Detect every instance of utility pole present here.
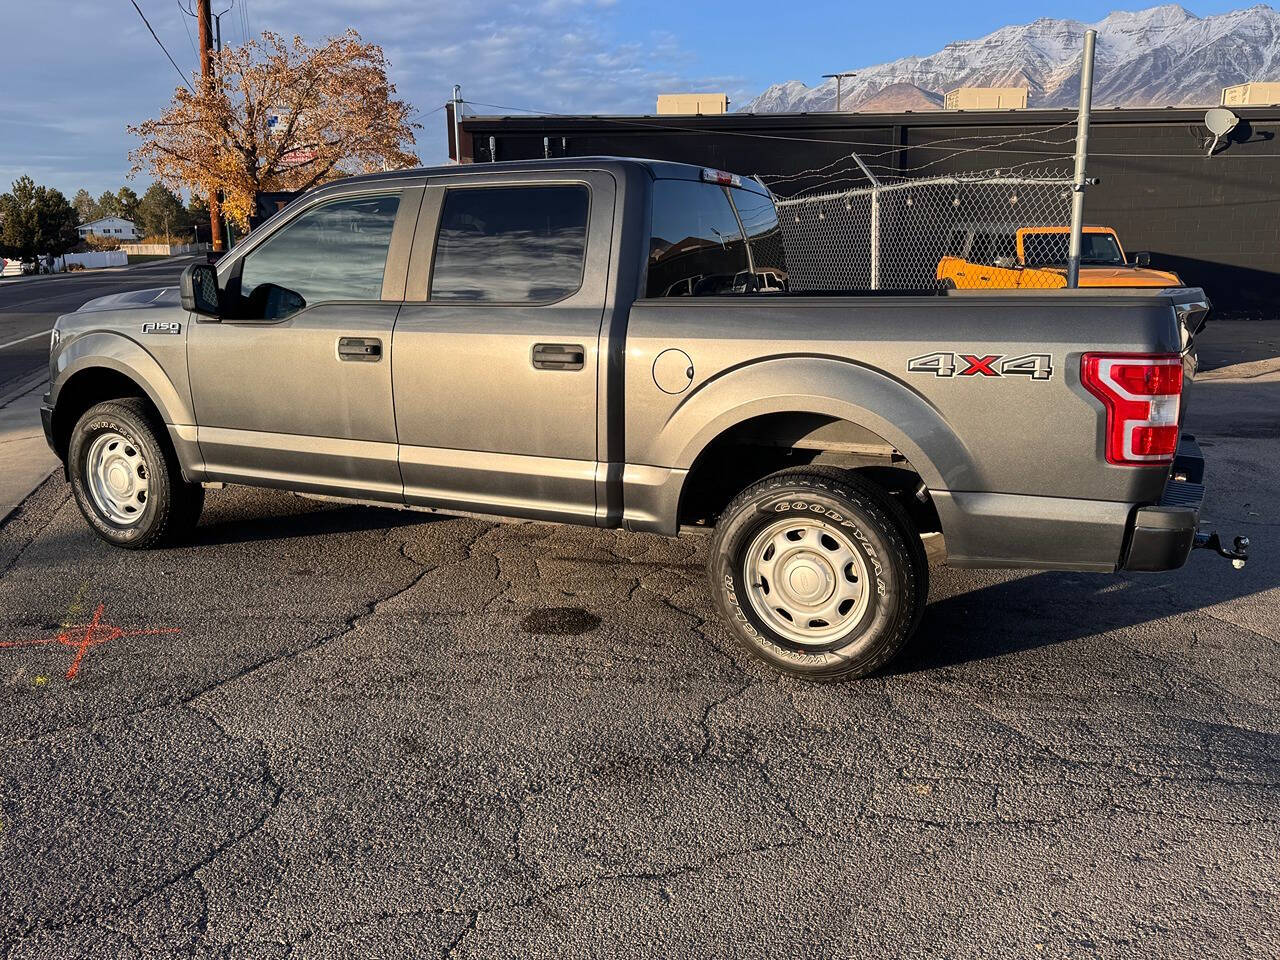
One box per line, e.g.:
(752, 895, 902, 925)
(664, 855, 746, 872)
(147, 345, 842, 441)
(1066, 29, 1097, 288)
(213, 9, 233, 249)
(822, 72, 857, 112)
(197, 0, 225, 253)
(451, 85, 463, 163)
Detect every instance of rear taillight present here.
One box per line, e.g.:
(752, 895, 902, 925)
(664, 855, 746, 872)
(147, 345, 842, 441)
(1081, 353, 1183, 465)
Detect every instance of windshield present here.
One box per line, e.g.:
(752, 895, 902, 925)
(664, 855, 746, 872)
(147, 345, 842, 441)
(1022, 231, 1125, 267)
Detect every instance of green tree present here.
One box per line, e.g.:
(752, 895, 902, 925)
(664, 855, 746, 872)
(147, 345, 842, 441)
(187, 194, 209, 222)
(136, 183, 189, 239)
(95, 190, 120, 219)
(72, 188, 98, 223)
(186, 194, 210, 243)
(115, 186, 140, 223)
(0, 176, 81, 264)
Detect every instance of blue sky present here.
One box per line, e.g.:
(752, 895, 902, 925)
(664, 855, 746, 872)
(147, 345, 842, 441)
(0, 0, 1255, 198)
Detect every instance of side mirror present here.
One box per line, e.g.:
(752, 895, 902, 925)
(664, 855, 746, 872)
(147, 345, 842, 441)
(180, 263, 220, 316)
(1132, 251, 1152, 267)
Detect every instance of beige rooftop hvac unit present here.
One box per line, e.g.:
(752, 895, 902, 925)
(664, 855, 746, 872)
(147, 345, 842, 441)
(1221, 82, 1280, 105)
(944, 87, 1029, 110)
(656, 93, 729, 115)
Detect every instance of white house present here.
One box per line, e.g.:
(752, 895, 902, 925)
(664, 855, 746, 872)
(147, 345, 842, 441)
(77, 216, 139, 240)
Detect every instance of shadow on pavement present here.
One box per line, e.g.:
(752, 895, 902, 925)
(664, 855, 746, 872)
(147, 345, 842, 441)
(187, 497, 430, 547)
(894, 551, 1276, 674)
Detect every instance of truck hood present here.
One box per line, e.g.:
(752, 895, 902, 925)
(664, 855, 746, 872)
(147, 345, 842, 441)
(1040, 266, 1183, 287)
(75, 286, 180, 313)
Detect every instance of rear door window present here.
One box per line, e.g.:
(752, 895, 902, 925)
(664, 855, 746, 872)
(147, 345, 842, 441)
(646, 180, 750, 297)
(429, 185, 589, 303)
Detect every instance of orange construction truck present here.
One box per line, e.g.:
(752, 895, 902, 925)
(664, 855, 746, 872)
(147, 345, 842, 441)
(937, 225, 1181, 289)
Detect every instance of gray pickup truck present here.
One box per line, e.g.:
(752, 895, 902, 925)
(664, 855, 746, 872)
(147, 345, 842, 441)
(41, 157, 1246, 679)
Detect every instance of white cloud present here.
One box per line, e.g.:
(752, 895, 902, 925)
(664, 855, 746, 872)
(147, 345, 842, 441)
(0, 0, 746, 195)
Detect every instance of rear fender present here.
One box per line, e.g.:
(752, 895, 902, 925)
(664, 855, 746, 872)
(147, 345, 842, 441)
(661, 356, 979, 493)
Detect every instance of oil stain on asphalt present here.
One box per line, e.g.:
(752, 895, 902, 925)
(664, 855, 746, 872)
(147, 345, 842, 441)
(520, 607, 602, 636)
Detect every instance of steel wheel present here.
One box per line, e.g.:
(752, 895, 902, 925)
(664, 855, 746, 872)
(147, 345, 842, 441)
(743, 516, 871, 646)
(85, 431, 150, 526)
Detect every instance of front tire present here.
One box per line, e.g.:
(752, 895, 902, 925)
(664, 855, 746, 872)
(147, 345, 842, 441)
(68, 398, 203, 549)
(708, 467, 927, 680)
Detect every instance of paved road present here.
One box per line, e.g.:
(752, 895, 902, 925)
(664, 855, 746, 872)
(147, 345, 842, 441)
(0, 260, 193, 391)
(0, 372, 1275, 956)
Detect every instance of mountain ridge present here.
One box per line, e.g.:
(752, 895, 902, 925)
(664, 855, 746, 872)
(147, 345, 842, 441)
(742, 4, 1280, 112)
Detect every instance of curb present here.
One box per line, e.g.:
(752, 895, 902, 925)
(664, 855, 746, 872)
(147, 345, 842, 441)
(0, 370, 49, 409)
(0, 378, 59, 526)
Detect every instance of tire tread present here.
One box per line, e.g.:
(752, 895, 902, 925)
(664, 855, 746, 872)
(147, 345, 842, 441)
(709, 466, 928, 680)
(68, 397, 202, 549)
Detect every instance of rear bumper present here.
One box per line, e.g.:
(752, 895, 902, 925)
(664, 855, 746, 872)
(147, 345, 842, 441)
(935, 435, 1209, 573)
(1121, 436, 1205, 572)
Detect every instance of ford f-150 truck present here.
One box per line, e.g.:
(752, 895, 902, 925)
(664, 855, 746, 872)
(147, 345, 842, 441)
(41, 158, 1247, 680)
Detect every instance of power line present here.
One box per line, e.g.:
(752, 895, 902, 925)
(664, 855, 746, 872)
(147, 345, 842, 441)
(176, 0, 198, 58)
(128, 0, 193, 92)
(407, 102, 449, 124)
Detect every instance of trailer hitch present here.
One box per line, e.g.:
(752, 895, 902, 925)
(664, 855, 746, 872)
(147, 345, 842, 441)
(1194, 531, 1250, 569)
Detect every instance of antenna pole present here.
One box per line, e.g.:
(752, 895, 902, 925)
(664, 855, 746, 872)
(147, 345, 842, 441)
(822, 72, 857, 113)
(1067, 29, 1096, 289)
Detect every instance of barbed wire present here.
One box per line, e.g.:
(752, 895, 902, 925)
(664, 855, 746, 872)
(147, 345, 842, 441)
(775, 155, 1078, 201)
(754, 120, 1079, 181)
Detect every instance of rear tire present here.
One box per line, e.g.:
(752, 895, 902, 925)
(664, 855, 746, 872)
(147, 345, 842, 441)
(708, 467, 927, 680)
(68, 398, 203, 549)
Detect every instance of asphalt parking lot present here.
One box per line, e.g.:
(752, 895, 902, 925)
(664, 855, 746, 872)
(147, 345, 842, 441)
(1, 357, 1277, 958)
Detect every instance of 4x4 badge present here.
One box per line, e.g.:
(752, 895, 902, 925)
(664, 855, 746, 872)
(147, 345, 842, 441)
(907, 351, 1053, 380)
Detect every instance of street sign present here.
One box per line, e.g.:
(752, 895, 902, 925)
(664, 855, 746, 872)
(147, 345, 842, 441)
(265, 108, 289, 137)
(279, 148, 317, 167)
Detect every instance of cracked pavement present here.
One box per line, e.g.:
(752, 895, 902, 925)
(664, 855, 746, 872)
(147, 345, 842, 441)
(0, 377, 1277, 959)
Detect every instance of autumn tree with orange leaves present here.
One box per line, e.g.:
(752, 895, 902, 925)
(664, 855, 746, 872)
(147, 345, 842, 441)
(129, 30, 419, 233)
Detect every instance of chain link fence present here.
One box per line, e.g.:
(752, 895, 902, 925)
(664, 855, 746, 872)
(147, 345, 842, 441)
(770, 169, 1075, 292)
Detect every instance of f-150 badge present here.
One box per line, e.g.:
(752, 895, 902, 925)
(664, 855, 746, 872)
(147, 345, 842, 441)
(142, 321, 182, 335)
(907, 352, 1053, 380)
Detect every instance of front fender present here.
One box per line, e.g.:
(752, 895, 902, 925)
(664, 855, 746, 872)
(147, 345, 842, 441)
(659, 355, 979, 493)
(52, 330, 194, 426)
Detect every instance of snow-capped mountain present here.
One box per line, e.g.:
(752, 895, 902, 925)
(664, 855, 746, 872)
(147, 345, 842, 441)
(741, 4, 1280, 112)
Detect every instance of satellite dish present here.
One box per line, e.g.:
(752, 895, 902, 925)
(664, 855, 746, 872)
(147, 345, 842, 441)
(1205, 107, 1240, 155)
(1205, 107, 1239, 136)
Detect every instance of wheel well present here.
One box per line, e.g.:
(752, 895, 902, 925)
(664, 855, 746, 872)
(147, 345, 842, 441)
(677, 413, 941, 533)
(51, 368, 153, 460)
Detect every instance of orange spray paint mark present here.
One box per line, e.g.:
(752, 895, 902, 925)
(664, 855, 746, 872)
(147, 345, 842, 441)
(0, 603, 181, 680)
